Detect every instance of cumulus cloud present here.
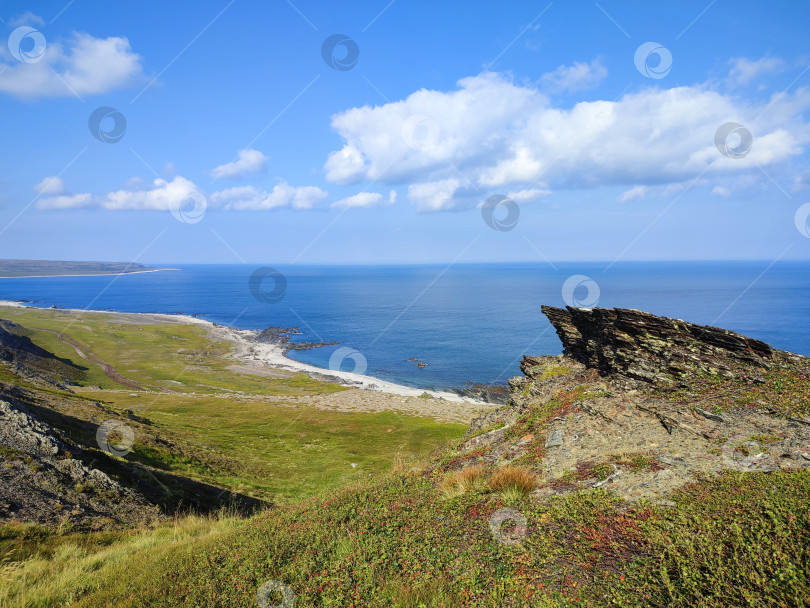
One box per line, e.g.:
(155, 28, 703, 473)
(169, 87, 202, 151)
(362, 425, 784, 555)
(322, 71, 810, 211)
(332, 190, 397, 209)
(727, 56, 785, 88)
(9, 12, 45, 27)
(506, 187, 552, 203)
(35, 175, 328, 213)
(210, 149, 268, 179)
(102, 176, 201, 211)
(37, 193, 93, 210)
(35, 176, 95, 209)
(0, 32, 144, 98)
(711, 186, 731, 197)
(617, 185, 649, 203)
(539, 59, 608, 93)
(210, 182, 327, 210)
(33, 176, 65, 195)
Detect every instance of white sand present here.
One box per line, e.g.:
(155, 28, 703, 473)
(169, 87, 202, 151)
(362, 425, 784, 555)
(0, 301, 483, 403)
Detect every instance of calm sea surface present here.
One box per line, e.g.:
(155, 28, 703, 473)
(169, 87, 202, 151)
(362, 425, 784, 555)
(1, 262, 808, 390)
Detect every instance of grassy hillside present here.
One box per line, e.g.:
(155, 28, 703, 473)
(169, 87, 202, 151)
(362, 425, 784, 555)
(3, 462, 807, 607)
(0, 306, 465, 503)
(1, 305, 808, 607)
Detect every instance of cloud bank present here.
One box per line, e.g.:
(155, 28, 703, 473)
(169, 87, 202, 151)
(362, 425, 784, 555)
(324, 70, 810, 211)
(0, 30, 144, 98)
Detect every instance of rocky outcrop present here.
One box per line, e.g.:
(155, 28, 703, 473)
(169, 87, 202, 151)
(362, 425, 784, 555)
(0, 398, 160, 527)
(541, 305, 804, 386)
(455, 308, 810, 504)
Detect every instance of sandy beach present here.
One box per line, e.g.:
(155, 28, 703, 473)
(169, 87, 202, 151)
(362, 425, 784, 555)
(0, 300, 493, 406)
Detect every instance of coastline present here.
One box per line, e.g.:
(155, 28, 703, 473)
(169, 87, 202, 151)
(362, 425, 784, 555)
(0, 268, 180, 279)
(0, 300, 484, 403)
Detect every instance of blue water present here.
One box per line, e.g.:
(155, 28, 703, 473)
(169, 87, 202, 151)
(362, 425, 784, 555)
(1, 262, 808, 390)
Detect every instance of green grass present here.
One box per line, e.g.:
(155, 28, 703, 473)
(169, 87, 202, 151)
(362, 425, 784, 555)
(3, 306, 809, 607)
(0, 306, 343, 396)
(4, 468, 797, 608)
(0, 306, 465, 504)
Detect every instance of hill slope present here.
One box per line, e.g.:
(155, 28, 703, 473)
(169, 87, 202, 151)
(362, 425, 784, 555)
(2, 306, 809, 607)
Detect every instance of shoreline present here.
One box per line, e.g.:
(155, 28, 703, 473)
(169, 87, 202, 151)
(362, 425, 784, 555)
(0, 300, 485, 403)
(0, 268, 180, 279)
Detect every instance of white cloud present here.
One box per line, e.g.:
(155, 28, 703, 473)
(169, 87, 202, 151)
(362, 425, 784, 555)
(727, 56, 785, 88)
(539, 59, 607, 93)
(9, 12, 45, 27)
(210, 149, 268, 179)
(33, 176, 65, 195)
(617, 185, 649, 203)
(506, 187, 552, 203)
(210, 182, 327, 210)
(125, 176, 145, 189)
(407, 179, 463, 212)
(0, 32, 144, 98)
(37, 193, 93, 210)
(323, 71, 810, 211)
(332, 190, 396, 209)
(711, 186, 731, 197)
(102, 176, 201, 211)
(35, 176, 328, 213)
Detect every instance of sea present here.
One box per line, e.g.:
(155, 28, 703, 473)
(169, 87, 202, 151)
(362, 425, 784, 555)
(1, 261, 808, 391)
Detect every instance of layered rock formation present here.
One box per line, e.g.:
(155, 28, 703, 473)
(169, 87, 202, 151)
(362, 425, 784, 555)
(541, 305, 804, 386)
(457, 306, 810, 503)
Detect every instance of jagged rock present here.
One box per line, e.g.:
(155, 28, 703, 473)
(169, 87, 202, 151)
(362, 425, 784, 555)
(0, 399, 68, 457)
(456, 307, 810, 504)
(541, 305, 805, 386)
(545, 428, 564, 448)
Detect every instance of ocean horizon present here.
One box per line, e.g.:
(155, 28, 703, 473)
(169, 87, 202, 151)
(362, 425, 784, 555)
(2, 260, 808, 391)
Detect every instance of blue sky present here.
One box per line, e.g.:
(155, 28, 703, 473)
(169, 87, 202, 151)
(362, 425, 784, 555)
(1, 0, 809, 264)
